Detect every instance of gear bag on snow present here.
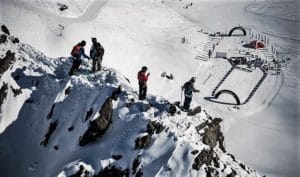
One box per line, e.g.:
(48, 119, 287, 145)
(71, 45, 81, 57)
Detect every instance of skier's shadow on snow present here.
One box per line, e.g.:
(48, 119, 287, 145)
(204, 96, 238, 106)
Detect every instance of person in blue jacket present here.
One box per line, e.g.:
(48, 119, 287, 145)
(181, 77, 200, 111)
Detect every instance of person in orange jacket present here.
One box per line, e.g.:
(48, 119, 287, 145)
(137, 66, 150, 100)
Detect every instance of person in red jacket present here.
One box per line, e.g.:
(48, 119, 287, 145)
(137, 66, 150, 100)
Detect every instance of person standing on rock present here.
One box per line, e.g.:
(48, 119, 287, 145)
(137, 66, 150, 100)
(181, 77, 200, 111)
(90, 37, 104, 72)
(69, 40, 90, 76)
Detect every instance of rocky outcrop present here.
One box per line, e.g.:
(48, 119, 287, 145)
(0, 50, 15, 75)
(192, 148, 214, 170)
(40, 120, 58, 147)
(135, 133, 151, 150)
(1, 25, 10, 35)
(132, 155, 141, 175)
(146, 120, 164, 135)
(0, 34, 7, 44)
(10, 86, 22, 97)
(95, 166, 129, 177)
(134, 120, 165, 150)
(79, 98, 113, 146)
(0, 83, 8, 110)
(69, 165, 91, 177)
(95, 98, 113, 130)
(196, 117, 225, 152)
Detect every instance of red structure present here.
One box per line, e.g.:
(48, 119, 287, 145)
(251, 40, 265, 49)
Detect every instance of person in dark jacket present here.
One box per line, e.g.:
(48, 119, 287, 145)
(69, 40, 90, 76)
(182, 77, 200, 111)
(90, 37, 104, 72)
(137, 66, 150, 100)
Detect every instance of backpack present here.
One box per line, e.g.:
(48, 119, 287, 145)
(71, 45, 81, 57)
(95, 43, 104, 57)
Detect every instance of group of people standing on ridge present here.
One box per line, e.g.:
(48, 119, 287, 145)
(68, 39, 200, 111)
(69, 37, 104, 76)
(137, 66, 200, 111)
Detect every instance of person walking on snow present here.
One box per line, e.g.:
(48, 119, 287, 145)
(69, 40, 90, 76)
(181, 77, 200, 111)
(137, 66, 150, 100)
(90, 37, 104, 72)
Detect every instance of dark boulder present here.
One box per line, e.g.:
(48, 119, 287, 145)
(0, 50, 15, 75)
(79, 98, 113, 146)
(95, 166, 129, 177)
(95, 98, 113, 130)
(146, 121, 164, 135)
(1, 25, 10, 35)
(0, 34, 7, 44)
(192, 148, 214, 170)
(132, 155, 141, 175)
(187, 106, 201, 116)
(202, 118, 225, 151)
(40, 120, 58, 147)
(0, 83, 8, 109)
(135, 134, 151, 150)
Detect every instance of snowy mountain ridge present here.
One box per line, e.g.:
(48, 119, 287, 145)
(0, 27, 262, 177)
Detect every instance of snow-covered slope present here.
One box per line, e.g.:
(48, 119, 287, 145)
(0, 31, 261, 177)
(0, 0, 299, 177)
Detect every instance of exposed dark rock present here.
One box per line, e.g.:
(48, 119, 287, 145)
(135, 169, 143, 177)
(132, 155, 141, 175)
(112, 155, 122, 161)
(135, 134, 151, 150)
(213, 155, 220, 168)
(239, 163, 246, 170)
(85, 108, 93, 122)
(69, 165, 89, 177)
(79, 98, 113, 146)
(10, 86, 22, 97)
(54, 145, 59, 150)
(0, 50, 15, 75)
(58, 4, 68, 11)
(111, 85, 122, 100)
(228, 153, 236, 162)
(95, 98, 113, 130)
(65, 86, 71, 95)
(1, 25, 10, 35)
(95, 166, 129, 177)
(68, 126, 74, 132)
(226, 169, 237, 177)
(40, 120, 58, 147)
(146, 121, 164, 135)
(201, 118, 225, 152)
(12, 37, 19, 44)
(0, 83, 8, 109)
(191, 150, 199, 155)
(192, 148, 214, 170)
(205, 167, 217, 177)
(47, 104, 56, 119)
(187, 106, 201, 116)
(0, 34, 7, 44)
(195, 120, 209, 132)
